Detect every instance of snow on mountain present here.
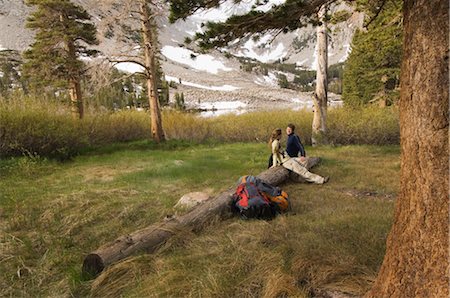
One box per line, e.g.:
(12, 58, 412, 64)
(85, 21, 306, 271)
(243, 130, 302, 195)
(0, 0, 358, 110)
(165, 75, 240, 92)
(114, 62, 145, 74)
(233, 33, 287, 63)
(0, 0, 361, 70)
(161, 46, 232, 74)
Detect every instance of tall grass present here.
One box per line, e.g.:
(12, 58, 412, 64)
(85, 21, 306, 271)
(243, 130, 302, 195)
(1, 97, 399, 159)
(0, 98, 150, 159)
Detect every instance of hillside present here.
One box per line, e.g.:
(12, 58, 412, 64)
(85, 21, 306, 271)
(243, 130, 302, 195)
(0, 0, 362, 111)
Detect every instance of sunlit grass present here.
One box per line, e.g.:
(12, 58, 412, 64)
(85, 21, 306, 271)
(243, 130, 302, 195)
(0, 142, 398, 297)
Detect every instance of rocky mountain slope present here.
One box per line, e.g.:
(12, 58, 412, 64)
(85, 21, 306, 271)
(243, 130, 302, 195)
(0, 0, 363, 112)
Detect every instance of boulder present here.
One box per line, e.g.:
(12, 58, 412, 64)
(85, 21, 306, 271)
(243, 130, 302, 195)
(174, 192, 210, 209)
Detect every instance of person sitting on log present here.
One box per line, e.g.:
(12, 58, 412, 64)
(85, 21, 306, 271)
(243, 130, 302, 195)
(285, 123, 306, 158)
(269, 128, 329, 184)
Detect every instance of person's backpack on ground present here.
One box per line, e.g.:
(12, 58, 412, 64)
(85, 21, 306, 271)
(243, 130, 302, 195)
(231, 175, 290, 219)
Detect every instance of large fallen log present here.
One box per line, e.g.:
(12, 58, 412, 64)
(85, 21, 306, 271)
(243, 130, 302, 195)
(82, 157, 321, 278)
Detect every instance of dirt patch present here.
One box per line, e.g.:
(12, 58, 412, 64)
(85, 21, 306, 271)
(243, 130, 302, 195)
(342, 189, 396, 200)
(82, 166, 139, 182)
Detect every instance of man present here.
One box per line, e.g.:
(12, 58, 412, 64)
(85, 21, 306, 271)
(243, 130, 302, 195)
(285, 124, 305, 158)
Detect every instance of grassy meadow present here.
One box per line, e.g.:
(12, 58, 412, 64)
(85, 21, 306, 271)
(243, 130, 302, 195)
(0, 141, 400, 297)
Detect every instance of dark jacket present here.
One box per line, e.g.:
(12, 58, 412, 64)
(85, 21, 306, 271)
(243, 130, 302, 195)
(286, 133, 306, 157)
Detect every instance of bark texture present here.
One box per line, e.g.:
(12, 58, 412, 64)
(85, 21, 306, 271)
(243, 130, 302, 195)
(140, 1, 165, 143)
(311, 4, 328, 146)
(65, 26, 83, 119)
(69, 78, 83, 119)
(366, 0, 449, 297)
(82, 157, 320, 278)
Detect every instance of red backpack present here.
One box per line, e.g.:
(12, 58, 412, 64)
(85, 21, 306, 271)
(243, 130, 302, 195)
(231, 176, 290, 219)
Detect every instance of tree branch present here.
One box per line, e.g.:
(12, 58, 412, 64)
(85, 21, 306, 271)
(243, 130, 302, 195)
(363, 0, 387, 29)
(107, 58, 148, 73)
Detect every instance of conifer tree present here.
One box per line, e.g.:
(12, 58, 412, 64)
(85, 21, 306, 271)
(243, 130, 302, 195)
(343, 0, 402, 106)
(140, 0, 165, 142)
(0, 50, 25, 97)
(23, 0, 99, 119)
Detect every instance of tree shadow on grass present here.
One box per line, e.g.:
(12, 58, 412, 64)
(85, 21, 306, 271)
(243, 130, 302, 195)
(79, 139, 199, 156)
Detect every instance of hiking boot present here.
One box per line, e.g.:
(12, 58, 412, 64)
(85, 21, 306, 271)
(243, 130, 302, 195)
(323, 176, 330, 184)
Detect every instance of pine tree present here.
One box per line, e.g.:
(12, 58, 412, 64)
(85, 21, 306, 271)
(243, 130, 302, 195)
(23, 0, 99, 119)
(342, 0, 402, 107)
(0, 50, 25, 97)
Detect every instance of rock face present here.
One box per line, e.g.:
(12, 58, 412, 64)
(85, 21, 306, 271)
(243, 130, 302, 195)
(174, 192, 210, 210)
(0, 1, 361, 68)
(0, 0, 355, 109)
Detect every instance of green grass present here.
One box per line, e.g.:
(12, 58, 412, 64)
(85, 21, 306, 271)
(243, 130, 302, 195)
(0, 142, 399, 297)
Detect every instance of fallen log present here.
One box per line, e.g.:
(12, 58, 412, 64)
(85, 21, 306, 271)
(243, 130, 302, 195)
(82, 157, 321, 278)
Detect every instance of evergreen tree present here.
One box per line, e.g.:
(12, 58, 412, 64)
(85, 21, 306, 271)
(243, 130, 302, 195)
(342, 0, 402, 106)
(0, 50, 25, 97)
(23, 0, 99, 118)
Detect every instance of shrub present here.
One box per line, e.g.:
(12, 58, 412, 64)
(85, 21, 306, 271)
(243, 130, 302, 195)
(0, 98, 150, 159)
(326, 106, 399, 145)
(174, 92, 186, 110)
(277, 74, 289, 89)
(0, 97, 399, 159)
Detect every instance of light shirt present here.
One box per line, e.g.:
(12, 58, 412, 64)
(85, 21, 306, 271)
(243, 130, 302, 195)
(271, 139, 290, 166)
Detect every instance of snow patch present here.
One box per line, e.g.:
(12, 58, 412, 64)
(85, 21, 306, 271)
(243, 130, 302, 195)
(165, 75, 239, 91)
(198, 100, 248, 117)
(236, 35, 287, 63)
(254, 72, 279, 87)
(162, 46, 232, 74)
(192, 0, 286, 22)
(339, 44, 351, 62)
(114, 62, 145, 73)
(199, 100, 246, 110)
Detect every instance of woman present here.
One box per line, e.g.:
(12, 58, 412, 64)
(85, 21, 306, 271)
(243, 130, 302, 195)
(269, 128, 329, 184)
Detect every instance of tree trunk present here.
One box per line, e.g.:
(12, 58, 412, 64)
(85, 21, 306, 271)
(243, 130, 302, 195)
(311, 5, 328, 146)
(69, 78, 83, 119)
(64, 15, 84, 120)
(366, 1, 449, 297)
(140, 1, 165, 143)
(82, 157, 321, 278)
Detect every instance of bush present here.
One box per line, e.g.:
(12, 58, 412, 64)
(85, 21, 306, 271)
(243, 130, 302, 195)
(277, 74, 289, 89)
(0, 97, 399, 159)
(326, 106, 399, 145)
(0, 98, 150, 159)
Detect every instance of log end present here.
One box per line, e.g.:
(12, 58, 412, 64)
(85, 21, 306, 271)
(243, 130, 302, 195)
(82, 253, 104, 279)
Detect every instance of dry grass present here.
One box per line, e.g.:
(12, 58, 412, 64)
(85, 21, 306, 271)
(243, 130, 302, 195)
(1, 97, 399, 159)
(0, 143, 397, 297)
